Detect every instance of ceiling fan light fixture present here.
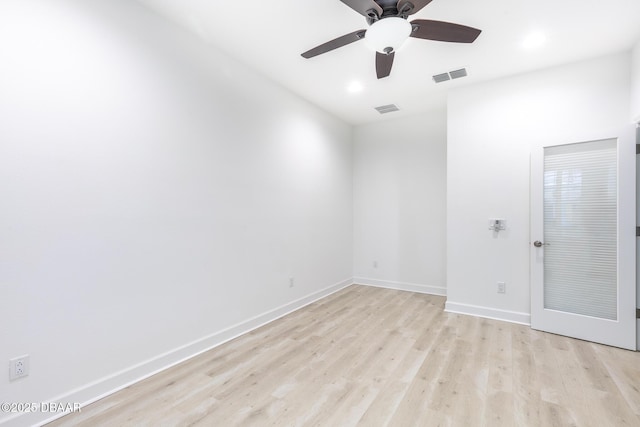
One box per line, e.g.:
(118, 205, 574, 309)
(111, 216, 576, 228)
(364, 17, 412, 54)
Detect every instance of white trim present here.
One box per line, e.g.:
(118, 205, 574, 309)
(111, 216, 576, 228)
(353, 277, 446, 296)
(445, 301, 531, 326)
(2, 278, 353, 427)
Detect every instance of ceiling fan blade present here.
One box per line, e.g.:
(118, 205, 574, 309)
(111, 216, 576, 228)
(340, 0, 383, 19)
(397, 0, 433, 15)
(376, 51, 395, 79)
(410, 19, 481, 43)
(301, 30, 366, 59)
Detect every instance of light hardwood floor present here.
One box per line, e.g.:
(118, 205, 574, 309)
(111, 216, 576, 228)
(48, 285, 640, 426)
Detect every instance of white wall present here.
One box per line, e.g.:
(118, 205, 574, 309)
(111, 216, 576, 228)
(447, 52, 632, 324)
(353, 111, 447, 295)
(0, 0, 352, 425)
(632, 40, 640, 122)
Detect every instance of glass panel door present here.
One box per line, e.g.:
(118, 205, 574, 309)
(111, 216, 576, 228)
(543, 140, 617, 320)
(530, 129, 636, 350)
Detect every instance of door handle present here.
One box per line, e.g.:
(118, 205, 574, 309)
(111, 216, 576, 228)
(533, 241, 547, 247)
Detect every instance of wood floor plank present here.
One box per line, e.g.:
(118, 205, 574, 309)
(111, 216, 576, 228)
(511, 325, 545, 426)
(46, 285, 640, 427)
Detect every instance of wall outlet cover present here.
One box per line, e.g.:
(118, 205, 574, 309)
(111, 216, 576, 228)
(9, 355, 29, 381)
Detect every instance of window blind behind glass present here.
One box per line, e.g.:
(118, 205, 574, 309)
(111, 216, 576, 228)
(543, 139, 617, 321)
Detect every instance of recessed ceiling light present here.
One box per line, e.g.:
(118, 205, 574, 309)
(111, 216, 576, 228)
(522, 32, 546, 49)
(347, 81, 364, 93)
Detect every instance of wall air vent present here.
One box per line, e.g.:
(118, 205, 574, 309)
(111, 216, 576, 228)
(374, 104, 400, 114)
(433, 67, 469, 83)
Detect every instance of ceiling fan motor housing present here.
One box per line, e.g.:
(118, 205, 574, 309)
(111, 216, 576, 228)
(367, 0, 413, 24)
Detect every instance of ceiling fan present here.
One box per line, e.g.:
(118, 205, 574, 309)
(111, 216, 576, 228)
(301, 0, 482, 79)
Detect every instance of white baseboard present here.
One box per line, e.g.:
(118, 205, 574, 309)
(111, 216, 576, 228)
(445, 301, 531, 326)
(353, 277, 446, 297)
(3, 278, 353, 427)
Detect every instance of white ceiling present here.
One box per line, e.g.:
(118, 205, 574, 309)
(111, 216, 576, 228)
(137, 0, 640, 125)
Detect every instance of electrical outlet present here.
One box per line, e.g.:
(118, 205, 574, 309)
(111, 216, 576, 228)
(9, 355, 29, 381)
(497, 282, 506, 294)
(289, 277, 294, 288)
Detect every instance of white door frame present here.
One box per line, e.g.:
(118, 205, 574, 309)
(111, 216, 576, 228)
(530, 127, 636, 350)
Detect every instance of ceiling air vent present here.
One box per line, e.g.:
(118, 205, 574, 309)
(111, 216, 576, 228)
(433, 67, 468, 83)
(374, 104, 400, 114)
(449, 68, 468, 79)
(432, 73, 450, 83)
